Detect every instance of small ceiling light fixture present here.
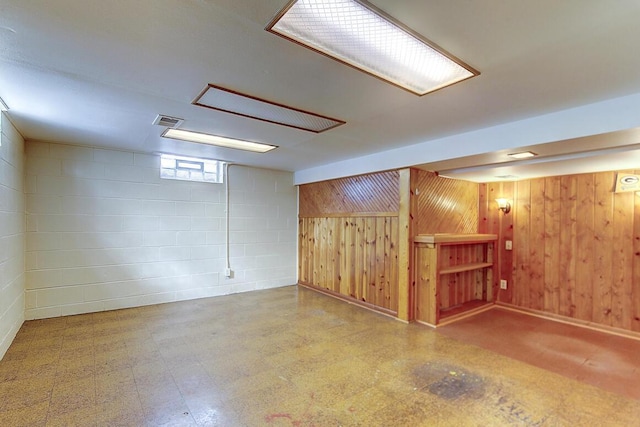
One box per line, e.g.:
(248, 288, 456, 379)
(266, 0, 479, 96)
(162, 128, 277, 153)
(508, 151, 537, 159)
(496, 198, 511, 214)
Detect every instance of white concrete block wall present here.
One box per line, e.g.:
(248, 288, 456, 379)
(25, 142, 297, 319)
(0, 113, 25, 360)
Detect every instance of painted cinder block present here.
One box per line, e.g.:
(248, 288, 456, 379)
(23, 142, 297, 320)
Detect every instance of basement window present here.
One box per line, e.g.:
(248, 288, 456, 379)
(160, 154, 224, 184)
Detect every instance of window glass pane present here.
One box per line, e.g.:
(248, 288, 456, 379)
(161, 157, 176, 169)
(177, 160, 203, 171)
(204, 162, 217, 173)
(160, 154, 224, 184)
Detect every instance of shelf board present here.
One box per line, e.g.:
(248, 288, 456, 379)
(414, 233, 497, 244)
(439, 262, 493, 275)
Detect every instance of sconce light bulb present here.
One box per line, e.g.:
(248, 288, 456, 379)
(496, 198, 511, 214)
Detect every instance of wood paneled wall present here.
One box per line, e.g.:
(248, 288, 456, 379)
(298, 216, 399, 313)
(298, 168, 480, 318)
(480, 170, 640, 332)
(299, 170, 399, 217)
(415, 170, 479, 234)
(299, 171, 401, 314)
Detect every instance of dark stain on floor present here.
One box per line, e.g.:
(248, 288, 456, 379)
(413, 361, 485, 400)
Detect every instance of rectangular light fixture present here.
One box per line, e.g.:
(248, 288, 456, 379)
(193, 84, 345, 133)
(508, 151, 538, 159)
(266, 0, 479, 96)
(162, 128, 277, 153)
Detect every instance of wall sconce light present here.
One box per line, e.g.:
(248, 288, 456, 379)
(496, 198, 511, 214)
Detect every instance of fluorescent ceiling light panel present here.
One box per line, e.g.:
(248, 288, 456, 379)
(267, 0, 479, 95)
(508, 151, 538, 159)
(193, 84, 345, 133)
(162, 128, 277, 153)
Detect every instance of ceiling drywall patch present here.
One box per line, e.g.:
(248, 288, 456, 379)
(192, 84, 345, 133)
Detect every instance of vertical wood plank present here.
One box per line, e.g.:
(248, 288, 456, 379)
(361, 218, 369, 303)
(320, 218, 329, 289)
(347, 219, 356, 299)
(543, 177, 561, 314)
(415, 244, 439, 325)
(327, 218, 336, 292)
(298, 218, 305, 283)
(389, 217, 399, 312)
(514, 180, 531, 308)
(397, 168, 413, 321)
(475, 244, 484, 300)
(529, 178, 545, 311)
(375, 217, 386, 308)
(612, 190, 633, 329)
(575, 174, 595, 322)
(366, 217, 377, 305)
(441, 246, 451, 308)
(383, 217, 392, 309)
(340, 219, 349, 296)
(500, 181, 515, 303)
(486, 242, 494, 301)
(309, 218, 315, 285)
(593, 172, 614, 325)
(633, 182, 640, 332)
(478, 183, 489, 234)
(559, 176, 577, 317)
(355, 218, 365, 301)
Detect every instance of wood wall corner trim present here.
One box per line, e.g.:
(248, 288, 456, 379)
(397, 168, 413, 321)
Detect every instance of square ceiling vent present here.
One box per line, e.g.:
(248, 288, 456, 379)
(192, 84, 345, 133)
(152, 114, 184, 128)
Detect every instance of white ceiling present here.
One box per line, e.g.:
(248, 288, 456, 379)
(2, 0, 640, 184)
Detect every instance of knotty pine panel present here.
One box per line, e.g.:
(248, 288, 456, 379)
(439, 244, 486, 309)
(299, 171, 399, 217)
(480, 170, 640, 333)
(543, 177, 561, 316)
(414, 170, 479, 234)
(479, 181, 514, 303)
(298, 216, 399, 313)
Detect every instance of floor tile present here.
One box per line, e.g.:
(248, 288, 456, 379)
(0, 286, 639, 426)
(0, 401, 48, 427)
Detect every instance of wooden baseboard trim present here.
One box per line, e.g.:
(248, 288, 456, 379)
(437, 302, 495, 327)
(495, 302, 640, 342)
(415, 320, 436, 328)
(414, 303, 496, 328)
(297, 282, 399, 321)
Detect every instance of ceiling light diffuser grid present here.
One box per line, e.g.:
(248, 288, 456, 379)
(193, 84, 345, 133)
(267, 0, 479, 95)
(162, 128, 277, 153)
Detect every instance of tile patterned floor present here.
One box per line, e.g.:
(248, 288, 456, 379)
(0, 285, 638, 426)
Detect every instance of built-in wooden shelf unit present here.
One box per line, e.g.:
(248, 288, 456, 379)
(414, 233, 497, 326)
